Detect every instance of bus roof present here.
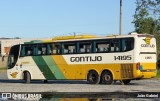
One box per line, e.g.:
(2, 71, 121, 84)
(51, 33, 154, 42)
(25, 33, 155, 44)
(52, 34, 98, 40)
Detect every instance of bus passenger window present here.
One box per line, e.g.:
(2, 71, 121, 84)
(122, 38, 134, 52)
(122, 39, 127, 51)
(115, 43, 120, 51)
(37, 44, 47, 55)
(79, 42, 91, 53)
(49, 44, 56, 54)
(42, 47, 46, 55)
(111, 39, 120, 52)
(46, 44, 51, 55)
(110, 43, 115, 52)
(20, 46, 25, 57)
(25, 46, 33, 56)
(63, 43, 76, 54)
(48, 43, 61, 55)
(37, 45, 42, 55)
(96, 41, 110, 53)
(55, 44, 61, 54)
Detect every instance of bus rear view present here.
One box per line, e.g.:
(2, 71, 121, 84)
(137, 34, 157, 78)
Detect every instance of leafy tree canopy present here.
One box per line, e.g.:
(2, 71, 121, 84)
(133, 0, 160, 34)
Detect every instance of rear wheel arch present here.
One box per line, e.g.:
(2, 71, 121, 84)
(101, 69, 115, 80)
(100, 69, 114, 84)
(86, 69, 100, 79)
(87, 69, 100, 84)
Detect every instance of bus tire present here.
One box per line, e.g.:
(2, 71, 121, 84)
(101, 71, 113, 85)
(87, 70, 100, 84)
(24, 72, 31, 84)
(120, 80, 131, 85)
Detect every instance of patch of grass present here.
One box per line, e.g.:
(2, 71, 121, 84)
(0, 67, 7, 70)
(156, 70, 160, 78)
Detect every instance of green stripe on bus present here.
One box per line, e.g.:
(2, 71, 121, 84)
(32, 56, 56, 79)
(42, 56, 66, 79)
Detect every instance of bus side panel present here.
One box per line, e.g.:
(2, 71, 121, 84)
(42, 55, 66, 79)
(52, 55, 80, 80)
(7, 56, 46, 80)
(59, 52, 137, 80)
(52, 54, 121, 80)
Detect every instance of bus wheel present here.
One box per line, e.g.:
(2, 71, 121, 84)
(24, 72, 31, 84)
(87, 70, 100, 84)
(101, 71, 113, 85)
(120, 80, 131, 85)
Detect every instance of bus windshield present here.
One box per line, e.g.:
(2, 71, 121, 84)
(8, 45, 20, 69)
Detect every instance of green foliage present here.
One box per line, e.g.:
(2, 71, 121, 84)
(156, 70, 160, 78)
(0, 67, 7, 70)
(133, 0, 160, 34)
(134, 17, 156, 34)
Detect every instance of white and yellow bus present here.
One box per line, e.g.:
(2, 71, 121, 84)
(7, 33, 157, 84)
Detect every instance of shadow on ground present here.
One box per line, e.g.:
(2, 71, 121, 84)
(0, 79, 142, 85)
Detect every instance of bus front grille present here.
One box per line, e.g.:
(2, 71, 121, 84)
(120, 64, 133, 79)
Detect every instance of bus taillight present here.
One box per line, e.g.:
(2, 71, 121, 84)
(136, 62, 140, 70)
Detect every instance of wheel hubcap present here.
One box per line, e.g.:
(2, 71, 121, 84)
(89, 74, 96, 81)
(104, 74, 110, 81)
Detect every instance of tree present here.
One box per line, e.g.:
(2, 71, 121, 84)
(133, 0, 160, 56)
(133, 0, 160, 34)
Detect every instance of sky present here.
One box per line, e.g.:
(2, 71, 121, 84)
(0, 0, 136, 38)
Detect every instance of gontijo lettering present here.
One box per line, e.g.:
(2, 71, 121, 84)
(70, 56, 102, 62)
(141, 44, 155, 48)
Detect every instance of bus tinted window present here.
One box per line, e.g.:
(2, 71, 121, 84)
(79, 42, 92, 53)
(25, 45, 33, 56)
(96, 40, 110, 53)
(37, 44, 47, 55)
(20, 37, 134, 56)
(48, 43, 61, 55)
(121, 38, 134, 52)
(63, 43, 76, 54)
(20, 45, 34, 56)
(111, 39, 121, 52)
